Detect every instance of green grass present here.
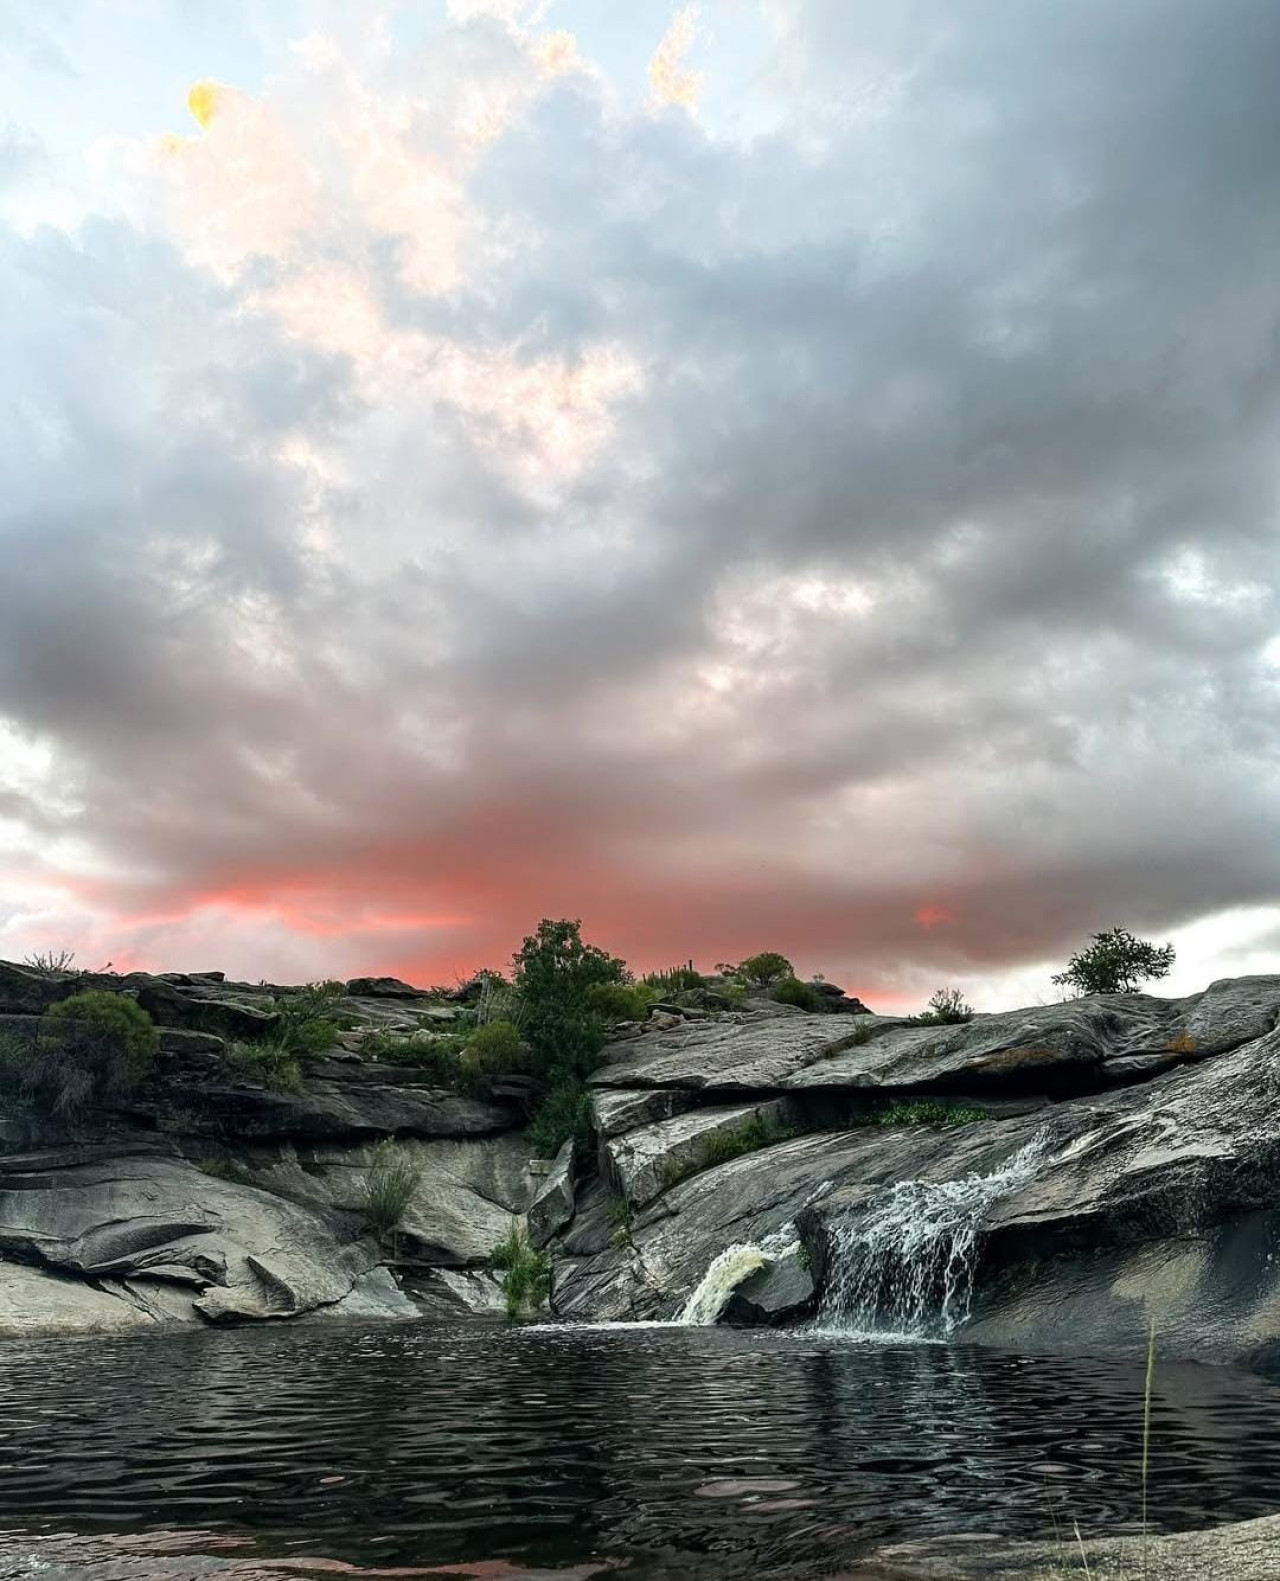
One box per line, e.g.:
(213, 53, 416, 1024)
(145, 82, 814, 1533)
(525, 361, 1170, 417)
(490, 1222, 552, 1319)
(606, 1194, 635, 1250)
(866, 1098, 987, 1127)
(362, 1140, 421, 1236)
(362, 1022, 529, 1096)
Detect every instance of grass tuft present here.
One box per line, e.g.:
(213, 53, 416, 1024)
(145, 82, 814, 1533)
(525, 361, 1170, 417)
(362, 1139, 421, 1237)
(490, 1222, 552, 1319)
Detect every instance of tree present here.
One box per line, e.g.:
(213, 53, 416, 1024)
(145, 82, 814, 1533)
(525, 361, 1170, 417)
(736, 951, 794, 989)
(1052, 927, 1175, 997)
(512, 918, 626, 1087)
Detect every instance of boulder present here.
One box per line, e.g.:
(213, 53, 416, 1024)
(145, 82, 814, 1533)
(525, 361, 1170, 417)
(605, 1099, 794, 1208)
(346, 976, 427, 999)
(133, 980, 280, 1041)
(0, 962, 64, 1015)
(722, 1244, 816, 1326)
(0, 1147, 384, 1328)
(528, 1140, 576, 1247)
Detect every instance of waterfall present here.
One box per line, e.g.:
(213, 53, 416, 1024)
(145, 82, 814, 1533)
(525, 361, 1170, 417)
(679, 1226, 799, 1326)
(818, 1135, 1046, 1339)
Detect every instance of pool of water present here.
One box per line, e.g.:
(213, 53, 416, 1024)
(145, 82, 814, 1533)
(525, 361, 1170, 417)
(1, 1323, 1279, 1578)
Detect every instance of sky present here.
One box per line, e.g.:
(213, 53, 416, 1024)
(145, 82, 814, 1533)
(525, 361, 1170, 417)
(1, 0, 1279, 1010)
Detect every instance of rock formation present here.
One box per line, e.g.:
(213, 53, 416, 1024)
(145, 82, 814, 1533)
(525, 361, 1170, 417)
(2, 957, 1280, 1364)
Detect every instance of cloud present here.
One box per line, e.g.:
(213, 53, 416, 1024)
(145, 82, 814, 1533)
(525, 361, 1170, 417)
(1, 0, 1279, 1005)
(648, 8, 701, 111)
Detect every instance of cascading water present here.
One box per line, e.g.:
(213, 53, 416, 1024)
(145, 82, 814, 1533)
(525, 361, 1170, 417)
(679, 1227, 799, 1326)
(818, 1135, 1047, 1339)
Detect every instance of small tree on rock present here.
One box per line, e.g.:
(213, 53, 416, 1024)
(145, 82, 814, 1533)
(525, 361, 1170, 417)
(736, 952, 794, 989)
(1052, 926, 1175, 997)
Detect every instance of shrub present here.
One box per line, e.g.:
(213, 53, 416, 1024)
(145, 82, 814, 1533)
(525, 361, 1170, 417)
(527, 1080, 594, 1158)
(362, 1031, 489, 1095)
(769, 977, 826, 1012)
(910, 986, 976, 1025)
(465, 1018, 526, 1072)
(271, 981, 350, 1056)
(584, 982, 654, 1024)
(490, 1223, 551, 1319)
(225, 1041, 303, 1094)
(11, 992, 159, 1118)
(362, 1140, 421, 1236)
(735, 952, 794, 989)
(22, 948, 77, 975)
(1052, 926, 1176, 996)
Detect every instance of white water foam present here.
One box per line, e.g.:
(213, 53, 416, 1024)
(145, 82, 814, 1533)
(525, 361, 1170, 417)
(679, 1226, 799, 1326)
(818, 1134, 1047, 1339)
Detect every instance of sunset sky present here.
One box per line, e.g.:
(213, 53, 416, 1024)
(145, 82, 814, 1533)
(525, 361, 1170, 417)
(2, 1, 1279, 1010)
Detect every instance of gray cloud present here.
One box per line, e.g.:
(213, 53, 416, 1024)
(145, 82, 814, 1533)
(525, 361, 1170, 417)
(1, 1, 1279, 1000)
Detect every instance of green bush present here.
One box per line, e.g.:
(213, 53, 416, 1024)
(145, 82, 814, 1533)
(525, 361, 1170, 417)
(362, 1139, 422, 1236)
(606, 1194, 635, 1249)
(910, 986, 976, 1025)
(271, 981, 350, 1055)
(9, 991, 159, 1118)
(465, 1019, 526, 1072)
(584, 982, 654, 1024)
(362, 1031, 490, 1096)
(527, 1080, 594, 1157)
(770, 977, 826, 1012)
(225, 1041, 303, 1094)
(490, 1223, 551, 1319)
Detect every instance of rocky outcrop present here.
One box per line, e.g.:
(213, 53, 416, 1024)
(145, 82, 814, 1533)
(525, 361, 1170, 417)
(0, 958, 539, 1336)
(5, 956, 1280, 1360)
(549, 977, 1280, 1363)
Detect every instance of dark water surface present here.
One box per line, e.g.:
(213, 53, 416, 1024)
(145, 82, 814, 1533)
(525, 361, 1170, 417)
(2, 1323, 1280, 1577)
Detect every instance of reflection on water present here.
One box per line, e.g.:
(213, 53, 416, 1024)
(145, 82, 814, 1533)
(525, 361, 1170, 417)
(0, 1323, 1278, 1578)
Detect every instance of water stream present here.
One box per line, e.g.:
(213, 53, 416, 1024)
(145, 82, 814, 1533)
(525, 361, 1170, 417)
(818, 1134, 1047, 1337)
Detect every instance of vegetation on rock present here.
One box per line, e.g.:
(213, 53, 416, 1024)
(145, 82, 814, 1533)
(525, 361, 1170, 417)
(514, 919, 627, 1155)
(769, 976, 826, 1012)
(910, 986, 977, 1025)
(733, 952, 794, 989)
(0, 991, 158, 1118)
(1053, 926, 1176, 996)
(226, 1041, 303, 1094)
(362, 1139, 422, 1236)
(490, 1222, 552, 1319)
